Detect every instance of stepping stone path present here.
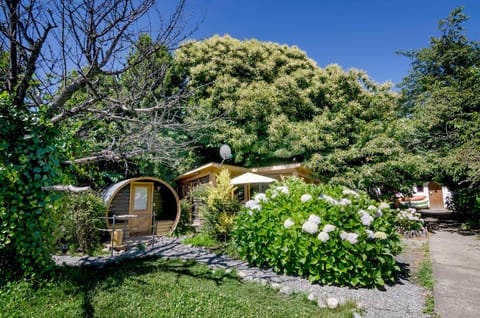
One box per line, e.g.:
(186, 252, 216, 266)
(53, 236, 427, 318)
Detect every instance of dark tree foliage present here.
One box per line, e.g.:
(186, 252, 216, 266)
(399, 7, 480, 222)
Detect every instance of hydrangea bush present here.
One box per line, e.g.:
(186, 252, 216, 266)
(232, 177, 401, 287)
(396, 207, 425, 233)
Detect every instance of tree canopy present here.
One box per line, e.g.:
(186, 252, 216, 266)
(0, 0, 202, 280)
(399, 7, 480, 219)
(176, 35, 423, 196)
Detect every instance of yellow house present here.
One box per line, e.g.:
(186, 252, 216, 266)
(175, 162, 315, 200)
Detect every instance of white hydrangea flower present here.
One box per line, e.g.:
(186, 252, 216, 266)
(245, 200, 258, 208)
(245, 199, 261, 211)
(374, 231, 387, 240)
(358, 209, 367, 216)
(367, 205, 377, 210)
(284, 218, 295, 229)
(360, 214, 374, 226)
(276, 186, 289, 195)
(301, 194, 312, 202)
(338, 198, 351, 205)
(365, 229, 375, 239)
(340, 231, 348, 240)
(247, 210, 254, 216)
(379, 202, 390, 210)
(319, 194, 338, 205)
(308, 214, 321, 225)
(346, 232, 359, 244)
(302, 221, 318, 234)
(342, 189, 359, 198)
(317, 231, 330, 242)
(323, 224, 336, 233)
(375, 209, 383, 217)
(255, 193, 268, 202)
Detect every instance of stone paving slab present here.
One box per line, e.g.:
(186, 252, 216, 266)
(429, 231, 480, 318)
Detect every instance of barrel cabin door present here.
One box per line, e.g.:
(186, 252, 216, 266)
(428, 182, 444, 209)
(129, 182, 153, 235)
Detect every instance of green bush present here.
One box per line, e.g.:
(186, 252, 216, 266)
(1, 97, 62, 282)
(448, 187, 480, 228)
(232, 177, 401, 287)
(182, 232, 219, 248)
(55, 192, 106, 254)
(202, 169, 241, 242)
(173, 198, 195, 235)
(396, 207, 425, 233)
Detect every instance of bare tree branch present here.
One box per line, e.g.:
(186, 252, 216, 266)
(1, 0, 214, 168)
(42, 185, 91, 192)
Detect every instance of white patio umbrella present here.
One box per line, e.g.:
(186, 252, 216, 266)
(231, 172, 276, 185)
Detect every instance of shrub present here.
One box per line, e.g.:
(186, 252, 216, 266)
(55, 192, 105, 254)
(0, 105, 62, 282)
(202, 169, 241, 241)
(232, 177, 401, 287)
(173, 199, 195, 235)
(182, 232, 219, 248)
(448, 187, 480, 228)
(395, 207, 425, 233)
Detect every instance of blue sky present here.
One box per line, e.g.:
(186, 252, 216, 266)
(162, 0, 480, 87)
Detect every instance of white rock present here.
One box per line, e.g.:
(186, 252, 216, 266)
(327, 297, 339, 309)
(237, 270, 247, 279)
(317, 299, 327, 308)
(279, 286, 292, 295)
(307, 292, 316, 301)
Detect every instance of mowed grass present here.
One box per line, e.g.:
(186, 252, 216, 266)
(0, 257, 357, 318)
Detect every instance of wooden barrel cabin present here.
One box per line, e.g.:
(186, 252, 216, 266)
(103, 177, 180, 240)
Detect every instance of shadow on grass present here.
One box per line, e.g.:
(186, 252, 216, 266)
(53, 256, 236, 318)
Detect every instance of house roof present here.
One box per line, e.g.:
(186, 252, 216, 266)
(175, 162, 314, 184)
(174, 162, 248, 182)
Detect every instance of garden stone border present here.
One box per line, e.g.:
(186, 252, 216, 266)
(53, 236, 427, 318)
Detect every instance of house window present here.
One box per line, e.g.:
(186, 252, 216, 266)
(133, 185, 149, 211)
(416, 185, 424, 193)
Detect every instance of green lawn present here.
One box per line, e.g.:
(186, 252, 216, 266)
(0, 257, 357, 318)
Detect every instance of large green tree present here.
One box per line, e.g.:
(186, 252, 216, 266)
(399, 7, 480, 219)
(176, 35, 321, 165)
(176, 35, 422, 196)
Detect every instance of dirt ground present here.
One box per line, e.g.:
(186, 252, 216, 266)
(396, 235, 429, 282)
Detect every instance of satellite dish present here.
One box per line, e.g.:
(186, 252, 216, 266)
(219, 144, 232, 161)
